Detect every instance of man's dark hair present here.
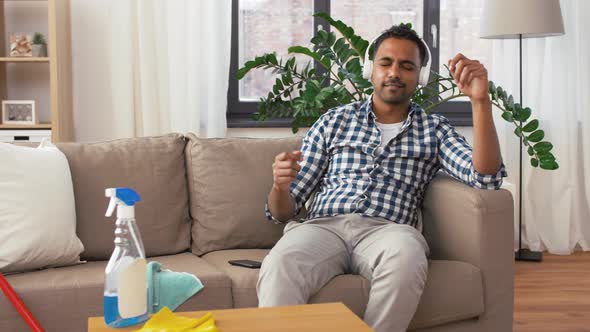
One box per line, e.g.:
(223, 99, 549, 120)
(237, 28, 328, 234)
(372, 24, 427, 66)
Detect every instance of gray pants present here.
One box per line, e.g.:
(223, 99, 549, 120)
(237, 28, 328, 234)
(257, 213, 429, 332)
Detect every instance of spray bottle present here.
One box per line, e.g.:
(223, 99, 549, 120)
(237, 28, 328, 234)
(103, 187, 149, 328)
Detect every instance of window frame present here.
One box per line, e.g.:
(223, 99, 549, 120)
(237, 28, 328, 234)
(227, 0, 473, 128)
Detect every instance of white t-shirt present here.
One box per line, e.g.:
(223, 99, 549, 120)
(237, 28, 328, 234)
(375, 120, 423, 232)
(375, 121, 404, 147)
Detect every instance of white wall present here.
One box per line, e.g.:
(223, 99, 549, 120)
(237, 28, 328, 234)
(69, 0, 474, 145)
(70, 0, 115, 142)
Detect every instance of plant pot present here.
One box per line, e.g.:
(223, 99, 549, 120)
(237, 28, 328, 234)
(32, 44, 47, 57)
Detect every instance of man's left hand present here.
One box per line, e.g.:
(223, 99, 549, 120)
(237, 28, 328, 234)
(448, 53, 490, 104)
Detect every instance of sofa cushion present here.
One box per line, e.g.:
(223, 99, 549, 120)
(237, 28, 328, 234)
(0, 142, 84, 273)
(201, 249, 268, 308)
(410, 260, 484, 330)
(185, 135, 304, 256)
(201, 249, 484, 329)
(201, 249, 370, 316)
(56, 134, 191, 260)
(0, 253, 232, 332)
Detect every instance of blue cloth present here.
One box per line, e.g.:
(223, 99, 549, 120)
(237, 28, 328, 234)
(265, 97, 507, 227)
(147, 261, 204, 313)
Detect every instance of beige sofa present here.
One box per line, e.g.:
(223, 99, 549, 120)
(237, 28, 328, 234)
(0, 134, 514, 331)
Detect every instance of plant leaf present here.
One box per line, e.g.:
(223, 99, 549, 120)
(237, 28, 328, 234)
(236, 54, 267, 79)
(504, 104, 514, 114)
(531, 158, 539, 167)
(538, 152, 556, 163)
(507, 95, 514, 107)
(528, 130, 545, 142)
(511, 103, 522, 120)
(533, 141, 553, 153)
(317, 30, 329, 44)
(345, 58, 362, 74)
(501, 112, 513, 122)
(497, 87, 507, 100)
(275, 78, 284, 91)
(527, 146, 535, 156)
(288, 46, 330, 68)
(515, 106, 531, 122)
(287, 57, 296, 70)
(313, 12, 368, 58)
(339, 48, 355, 64)
(265, 53, 278, 65)
(327, 32, 336, 47)
(236, 67, 250, 80)
(333, 38, 346, 54)
(522, 119, 539, 132)
(310, 34, 322, 45)
(540, 160, 559, 170)
(488, 81, 496, 94)
(284, 71, 293, 85)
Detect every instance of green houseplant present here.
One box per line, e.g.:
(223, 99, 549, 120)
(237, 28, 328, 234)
(32, 32, 47, 57)
(237, 14, 558, 170)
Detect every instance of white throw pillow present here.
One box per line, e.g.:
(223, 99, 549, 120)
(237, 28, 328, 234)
(0, 141, 84, 273)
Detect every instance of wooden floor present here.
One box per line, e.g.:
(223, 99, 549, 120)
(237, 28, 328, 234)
(514, 251, 590, 332)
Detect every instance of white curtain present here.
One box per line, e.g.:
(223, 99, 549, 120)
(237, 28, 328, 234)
(489, 0, 590, 254)
(108, 0, 230, 138)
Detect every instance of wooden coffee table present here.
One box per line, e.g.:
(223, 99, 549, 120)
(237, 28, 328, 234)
(88, 302, 373, 331)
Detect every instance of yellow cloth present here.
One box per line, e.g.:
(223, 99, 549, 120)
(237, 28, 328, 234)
(136, 307, 218, 332)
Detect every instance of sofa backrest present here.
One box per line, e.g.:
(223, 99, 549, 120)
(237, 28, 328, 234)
(57, 134, 191, 261)
(185, 134, 304, 256)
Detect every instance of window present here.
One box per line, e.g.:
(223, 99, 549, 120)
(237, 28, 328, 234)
(238, 0, 314, 102)
(228, 0, 487, 127)
(439, 0, 491, 102)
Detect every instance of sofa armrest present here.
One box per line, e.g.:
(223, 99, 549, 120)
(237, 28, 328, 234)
(421, 173, 514, 331)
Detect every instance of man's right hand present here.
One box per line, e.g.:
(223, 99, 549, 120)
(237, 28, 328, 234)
(272, 151, 303, 192)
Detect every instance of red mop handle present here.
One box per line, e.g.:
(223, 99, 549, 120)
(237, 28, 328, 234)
(0, 273, 44, 332)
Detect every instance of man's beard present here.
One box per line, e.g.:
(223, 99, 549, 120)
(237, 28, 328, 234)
(377, 78, 412, 104)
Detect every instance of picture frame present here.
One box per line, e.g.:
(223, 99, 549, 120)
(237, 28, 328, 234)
(9, 32, 33, 57)
(2, 100, 37, 125)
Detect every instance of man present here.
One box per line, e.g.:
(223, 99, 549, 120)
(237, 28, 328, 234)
(257, 24, 506, 332)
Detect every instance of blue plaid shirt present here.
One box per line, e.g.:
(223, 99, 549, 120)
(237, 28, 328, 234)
(265, 98, 507, 227)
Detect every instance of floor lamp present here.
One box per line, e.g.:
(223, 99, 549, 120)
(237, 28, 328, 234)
(480, 0, 565, 262)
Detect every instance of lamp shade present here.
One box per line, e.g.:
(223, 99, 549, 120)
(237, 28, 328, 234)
(480, 0, 565, 39)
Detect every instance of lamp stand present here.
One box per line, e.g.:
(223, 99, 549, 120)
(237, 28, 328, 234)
(515, 33, 543, 262)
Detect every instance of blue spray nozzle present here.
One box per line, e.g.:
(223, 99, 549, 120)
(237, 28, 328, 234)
(105, 187, 141, 218)
(115, 188, 141, 206)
